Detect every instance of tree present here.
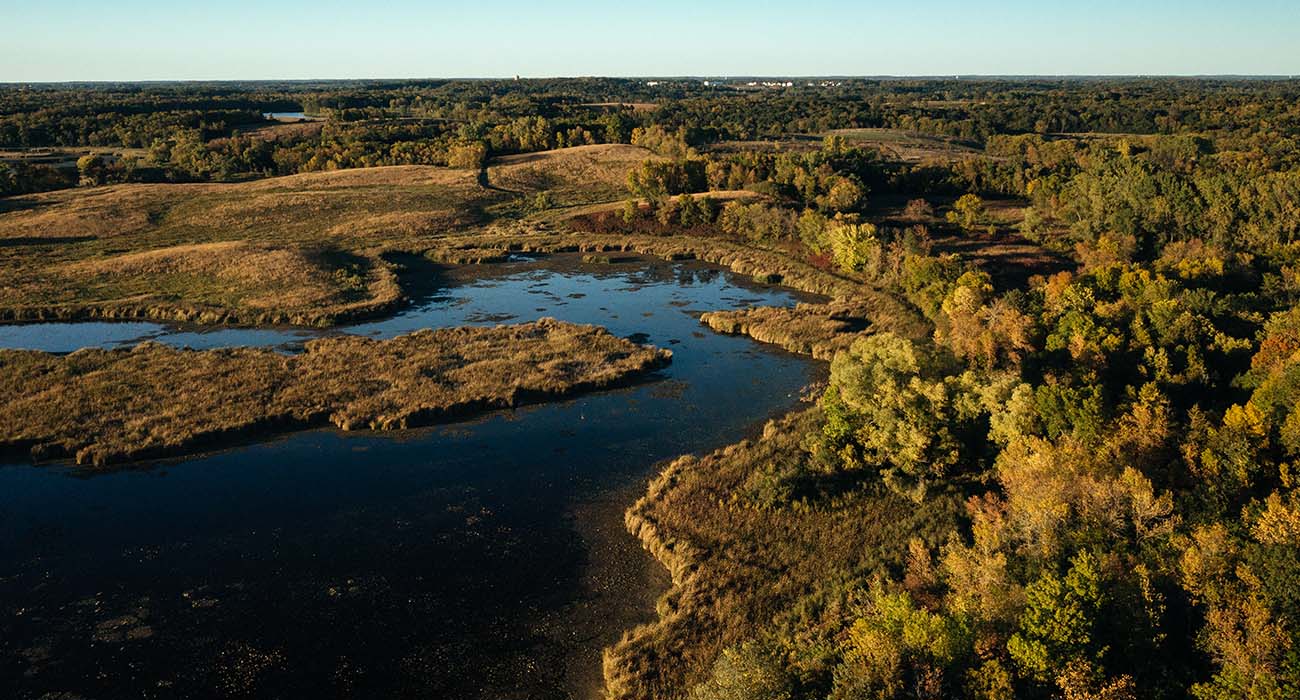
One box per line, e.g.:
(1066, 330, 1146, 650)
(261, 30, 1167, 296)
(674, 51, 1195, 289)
(626, 158, 706, 200)
(828, 221, 880, 273)
(1007, 551, 1106, 683)
(947, 193, 986, 232)
(904, 198, 936, 221)
(677, 194, 715, 227)
(832, 588, 971, 699)
(934, 271, 1035, 369)
(447, 141, 488, 169)
(601, 111, 634, 144)
(821, 176, 866, 213)
(76, 154, 107, 186)
(620, 198, 640, 224)
(0, 162, 17, 195)
(631, 124, 694, 159)
(815, 333, 986, 498)
(1180, 520, 1300, 700)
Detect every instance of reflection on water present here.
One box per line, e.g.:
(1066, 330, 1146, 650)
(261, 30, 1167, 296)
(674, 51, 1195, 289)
(0, 256, 823, 699)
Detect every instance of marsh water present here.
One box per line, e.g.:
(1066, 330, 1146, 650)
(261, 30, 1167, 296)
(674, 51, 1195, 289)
(0, 255, 822, 699)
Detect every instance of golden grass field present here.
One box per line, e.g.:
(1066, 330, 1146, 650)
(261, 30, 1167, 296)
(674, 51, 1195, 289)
(823, 127, 984, 163)
(0, 142, 930, 340)
(0, 318, 671, 466)
(486, 143, 663, 205)
(0, 145, 659, 324)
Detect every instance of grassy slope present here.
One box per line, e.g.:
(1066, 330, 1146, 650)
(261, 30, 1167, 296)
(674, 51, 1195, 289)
(0, 145, 657, 325)
(487, 144, 659, 207)
(0, 318, 671, 467)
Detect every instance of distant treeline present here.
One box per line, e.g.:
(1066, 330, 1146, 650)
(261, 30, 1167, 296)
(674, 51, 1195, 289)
(3, 78, 1299, 198)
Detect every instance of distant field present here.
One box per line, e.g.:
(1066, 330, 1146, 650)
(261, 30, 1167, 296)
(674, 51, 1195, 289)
(214, 119, 326, 144)
(486, 143, 659, 206)
(0, 145, 659, 324)
(578, 102, 658, 112)
(0, 146, 149, 169)
(701, 138, 821, 155)
(822, 127, 984, 162)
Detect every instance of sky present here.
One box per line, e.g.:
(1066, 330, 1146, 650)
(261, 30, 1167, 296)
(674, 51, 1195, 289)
(2, 0, 1298, 81)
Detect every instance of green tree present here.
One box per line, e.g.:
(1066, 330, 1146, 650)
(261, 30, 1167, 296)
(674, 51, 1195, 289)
(620, 198, 640, 224)
(832, 588, 972, 700)
(1007, 550, 1106, 683)
(829, 221, 880, 273)
(947, 193, 986, 232)
(816, 333, 985, 498)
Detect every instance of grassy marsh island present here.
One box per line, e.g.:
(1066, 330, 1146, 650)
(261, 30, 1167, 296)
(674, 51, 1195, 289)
(0, 319, 670, 466)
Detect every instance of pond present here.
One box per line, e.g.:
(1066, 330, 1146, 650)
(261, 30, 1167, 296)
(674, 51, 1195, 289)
(0, 255, 824, 699)
(262, 111, 316, 120)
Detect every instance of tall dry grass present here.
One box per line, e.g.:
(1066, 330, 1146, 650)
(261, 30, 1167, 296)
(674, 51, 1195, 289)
(0, 319, 670, 466)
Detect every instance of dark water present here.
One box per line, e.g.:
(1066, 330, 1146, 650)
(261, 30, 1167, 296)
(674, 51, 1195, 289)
(0, 255, 822, 699)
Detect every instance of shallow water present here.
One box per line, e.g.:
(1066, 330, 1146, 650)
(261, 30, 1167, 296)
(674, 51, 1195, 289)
(0, 255, 822, 699)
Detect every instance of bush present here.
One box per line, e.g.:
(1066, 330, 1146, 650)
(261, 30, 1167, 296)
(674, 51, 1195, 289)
(690, 642, 794, 700)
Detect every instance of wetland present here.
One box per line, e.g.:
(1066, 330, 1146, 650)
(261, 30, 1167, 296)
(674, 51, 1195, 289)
(0, 255, 823, 699)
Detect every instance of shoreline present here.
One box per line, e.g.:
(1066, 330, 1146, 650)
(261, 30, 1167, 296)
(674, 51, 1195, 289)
(0, 231, 926, 339)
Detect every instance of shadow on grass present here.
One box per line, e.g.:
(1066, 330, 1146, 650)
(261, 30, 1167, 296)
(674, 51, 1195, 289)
(0, 235, 96, 247)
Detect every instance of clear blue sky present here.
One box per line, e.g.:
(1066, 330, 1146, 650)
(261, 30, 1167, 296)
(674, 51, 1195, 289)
(3, 0, 1298, 81)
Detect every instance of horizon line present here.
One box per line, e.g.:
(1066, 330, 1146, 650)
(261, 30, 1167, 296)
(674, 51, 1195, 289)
(4, 73, 1300, 86)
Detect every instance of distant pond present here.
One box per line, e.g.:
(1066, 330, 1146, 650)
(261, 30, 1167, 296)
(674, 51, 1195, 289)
(262, 111, 314, 120)
(0, 255, 824, 699)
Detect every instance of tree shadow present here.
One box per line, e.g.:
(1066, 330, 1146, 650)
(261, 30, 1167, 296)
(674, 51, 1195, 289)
(0, 235, 96, 247)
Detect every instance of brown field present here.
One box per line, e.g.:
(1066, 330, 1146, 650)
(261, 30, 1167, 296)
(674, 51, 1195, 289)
(0, 143, 984, 334)
(700, 138, 822, 155)
(822, 127, 984, 163)
(0, 146, 149, 169)
(0, 146, 663, 324)
(0, 142, 934, 331)
(487, 144, 660, 205)
(577, 102, 658, 112)
(0, 318, 671, 467)
(209, 120, 325, 145)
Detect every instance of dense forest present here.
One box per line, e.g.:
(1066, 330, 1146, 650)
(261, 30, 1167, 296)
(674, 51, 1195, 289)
(5, 77, 1300, 700)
